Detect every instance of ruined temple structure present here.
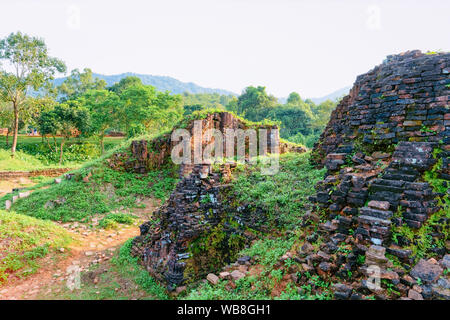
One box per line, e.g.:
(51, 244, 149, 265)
(307, 51, 449, 299)
(121, 112, 306, 290)
(108, 112, 305, 175)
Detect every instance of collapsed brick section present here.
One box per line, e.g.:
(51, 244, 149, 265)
(305, 51, 449, 300)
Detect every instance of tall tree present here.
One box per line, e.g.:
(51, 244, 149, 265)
(119, 84, 183, 137)
(58, 68, 106, 101)
(236, 86, 277, 122)
(38, 101, 91, 164)
(286, 92, 302, 105)
(0, 32, 66, 156)
(108, 76, 142, 94)
(83, 89, 120, 153)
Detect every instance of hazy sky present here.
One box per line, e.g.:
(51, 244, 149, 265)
(1, 0, 449, 98)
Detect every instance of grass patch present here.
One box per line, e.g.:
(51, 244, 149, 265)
(185, 152, 330, 300)
(0, 210, 72, 283)
(0, 149, 46, 171)
(3, 165, 178, 222)
(231, 152, 326, 228)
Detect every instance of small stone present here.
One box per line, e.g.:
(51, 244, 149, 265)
(230, 270, 245, 281)
(238, 265, 248, 273)
(206, 273, 219, 285)
(410, 259, 443, 283)
(175, 286, 186, 294)
(18, 191, 30, 198)
(333, 283, 353, 299)
(368, 200, 390, 211)
(219, 272, 230, 280)
(58, 248, 65, 253)
(408, 289, 423, 300)
(300, 242, 314, 254)
(54, 178, 62, 184)
(5, 200, 11, 210)
(85, 251, 94, 256)
(237, 256, 251, 265)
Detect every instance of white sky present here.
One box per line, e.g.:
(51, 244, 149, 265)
(0, 0, 449, 98)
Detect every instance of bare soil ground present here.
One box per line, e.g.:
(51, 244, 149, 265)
(0, 198, 159, 300)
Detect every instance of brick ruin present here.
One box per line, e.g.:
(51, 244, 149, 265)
(119, 112, 306, 290)
(307, 51, 449, 299)
(108, 112, 305, 174)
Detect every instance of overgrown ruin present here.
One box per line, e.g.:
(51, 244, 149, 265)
(116, 112, 305, 290)
(112, 51, 449, 299)
(307, 50, 449, 299)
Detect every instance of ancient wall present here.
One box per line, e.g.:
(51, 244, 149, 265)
(310, 50, 449, 241)
(126, 112, 306, 290)
(108, 112, 303, 175)
(306, 51, 449, 299)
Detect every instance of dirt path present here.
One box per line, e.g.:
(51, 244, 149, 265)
(0, 177, 36, 198)
(0, 201, 159, 300)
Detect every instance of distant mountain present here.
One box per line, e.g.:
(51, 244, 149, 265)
(277, 86, 351, 105)
(52, 72, 237, 96)
(309, 86, 351, 104)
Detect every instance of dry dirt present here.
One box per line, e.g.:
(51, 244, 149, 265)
(0, 199, 158, 300)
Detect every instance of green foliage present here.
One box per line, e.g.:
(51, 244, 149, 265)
(98, 213, 135, 229)
(181, 92, 234, 114)
(3, 162, 178, 222)
(241, 237, 296, 267)
(119, 84, 183, 137)
(111, 239, 169, 299)
(226, 86, 337, 149)
(0, 135, 122, 167)
(57, 68, 106, 101)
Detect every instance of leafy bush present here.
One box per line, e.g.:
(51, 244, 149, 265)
(99, 213, 135, 229)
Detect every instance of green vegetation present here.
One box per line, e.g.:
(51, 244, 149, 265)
(226, 87, 337, 148)
(0, 210, 72, 283)
(231, 152, 326, 227)
(98, 213, 136, 229)
(0, 135, 123, 168)
(2, 164, 178, 222)
(185, 152, 329, 299)
(0, 148, 45, 171)
(0, 31, 66, 157)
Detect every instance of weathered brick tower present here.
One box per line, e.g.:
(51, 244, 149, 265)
(307, 50, 449, 299)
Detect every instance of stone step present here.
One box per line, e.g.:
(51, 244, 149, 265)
(360, 207, 393, 220)
(367, 200, 390, 211)
(357, 215, 391, 227)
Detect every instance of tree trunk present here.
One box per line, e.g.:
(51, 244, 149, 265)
(5, 130, 9, 147)
(11, 104, 19, 158)
(59, 139, 65, 165)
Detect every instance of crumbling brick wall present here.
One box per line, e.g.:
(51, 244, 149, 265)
(310, 50, 449, 243)
(125, 112, 306, 290)
(305, 51, 449, 299)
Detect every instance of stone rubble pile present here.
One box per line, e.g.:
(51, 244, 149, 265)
(306, 51, 449, 299)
